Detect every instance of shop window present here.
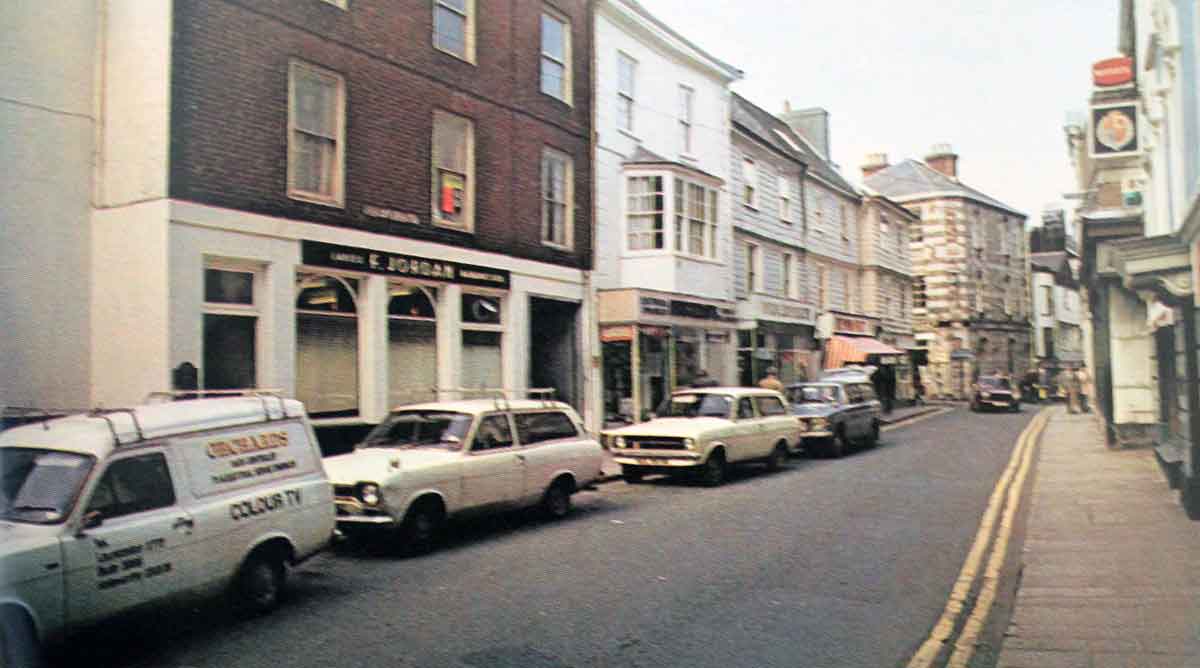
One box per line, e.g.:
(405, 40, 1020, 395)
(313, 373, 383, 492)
(288, 60, 345, 207)
(674, 328, 699, 388)
(462, 294, 502, 391)
(388, 284, 437, 407)
(432, 110, 474, 231)
(627, 175, 664, 250)
(540, 10, 571, 103)
(296, 273, 359, 417)
(203, 265, 259, 390)
(433, 0, 474, 62)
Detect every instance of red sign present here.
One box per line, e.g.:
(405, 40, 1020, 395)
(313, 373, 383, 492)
(834, 316, 869, 335)
(1092, 56, 1133, 87)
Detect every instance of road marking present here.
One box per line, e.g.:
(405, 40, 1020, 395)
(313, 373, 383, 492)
(905, 409, 1050, 668)
(881, 407, 955, 433)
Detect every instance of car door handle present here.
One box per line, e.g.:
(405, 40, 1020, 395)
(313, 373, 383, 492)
(172, 517, 194, 530)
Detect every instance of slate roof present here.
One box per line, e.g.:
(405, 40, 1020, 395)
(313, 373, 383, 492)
(621, 145, 723, 182)
(731, 93, 859, 199)
(1030, 251, 1068, 274)
(864, 159, 1024, 217)
(617, 0, 743, 80)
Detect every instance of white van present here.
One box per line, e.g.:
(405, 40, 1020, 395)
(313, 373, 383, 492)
(0, 396, 335, 667)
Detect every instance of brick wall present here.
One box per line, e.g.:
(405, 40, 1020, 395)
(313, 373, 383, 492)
(169, 0, 592, 269)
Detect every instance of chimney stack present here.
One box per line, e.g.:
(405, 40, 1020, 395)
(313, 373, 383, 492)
(924, 143, 958, 179)
(861, 153, 890, 180)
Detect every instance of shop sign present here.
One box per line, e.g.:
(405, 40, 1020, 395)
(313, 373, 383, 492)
(760, 299, 815, 324)
(639, 297, 671, 316)
(640, 325, 669, 338)
(669, 299, 739, 322)
(362, 205, 420, 225)
(834, 315, 870, 335)
(1092, 56, 1133, 87)
(301, 241, 510, 290)
(1090, 102, 1139, 158)
(705, 331, 730, 343)
(600, 325, 635, 342)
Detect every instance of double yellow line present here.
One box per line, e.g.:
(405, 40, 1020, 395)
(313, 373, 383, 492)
(906, 409, 1051, 668)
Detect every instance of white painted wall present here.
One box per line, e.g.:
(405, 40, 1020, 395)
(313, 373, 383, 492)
(594, 4, 734, 299)
(0, 1, 96, 408)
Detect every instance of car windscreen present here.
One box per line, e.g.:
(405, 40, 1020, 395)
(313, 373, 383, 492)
(979, 377, 1012, 390)
(657, 393, 733, 418)
(788, 385, 838, 404)
(0, 448, 94, 524)
(361, 411, 473, 450)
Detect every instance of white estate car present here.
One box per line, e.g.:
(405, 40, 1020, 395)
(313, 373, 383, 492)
(0, 397, 335, 667)
(604, 387, 800, 486)
(324, 399, 603, 552)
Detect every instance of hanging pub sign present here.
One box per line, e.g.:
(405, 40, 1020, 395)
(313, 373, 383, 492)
(1090, 102, 1139, 158)
(301, 241, 510, 290)
(1092, 56, 1133, 87)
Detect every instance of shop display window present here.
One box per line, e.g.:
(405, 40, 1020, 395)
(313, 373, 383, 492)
(388, 284, 438, 407)
(296, 273, 359, 417)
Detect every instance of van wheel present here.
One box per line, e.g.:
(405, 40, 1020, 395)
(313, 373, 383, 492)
(542, 479, 573, 519)
(830, 429, 849, 458)
(0, 607, 44, 668)
(699, 450, 726, 486)
(234, 553, 286, 616)
(399, 500, 442, 555)
(765, 442, 787, 472)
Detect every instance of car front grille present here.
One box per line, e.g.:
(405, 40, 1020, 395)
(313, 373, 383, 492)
(334, 484, 356, 498)
(626, 437, 687, 450)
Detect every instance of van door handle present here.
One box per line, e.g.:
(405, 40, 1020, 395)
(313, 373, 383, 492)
(172, 517, 194, 530)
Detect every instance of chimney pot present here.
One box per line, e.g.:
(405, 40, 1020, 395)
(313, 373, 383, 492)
(924, 143, 958, 179)
(861, 152, 890, 180)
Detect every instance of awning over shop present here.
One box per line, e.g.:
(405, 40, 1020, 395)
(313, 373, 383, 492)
(824, 335, 904, 369)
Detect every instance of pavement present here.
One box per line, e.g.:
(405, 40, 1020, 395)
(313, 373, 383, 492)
(997, 406, 1200, 667)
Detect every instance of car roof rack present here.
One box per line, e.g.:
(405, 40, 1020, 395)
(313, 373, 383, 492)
(432, 387, 559, 411)
(2, 406, 90, 431)
(144, 388, 288, 423)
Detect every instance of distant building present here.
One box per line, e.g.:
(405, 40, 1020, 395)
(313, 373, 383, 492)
(1029, 251, 1084, 386)
(865, 146, 1032, 399)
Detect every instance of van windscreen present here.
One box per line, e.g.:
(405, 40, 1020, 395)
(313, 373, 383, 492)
(0, 448, 94, 524)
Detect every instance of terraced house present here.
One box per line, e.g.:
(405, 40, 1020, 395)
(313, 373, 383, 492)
(864, 147, 1032, 399)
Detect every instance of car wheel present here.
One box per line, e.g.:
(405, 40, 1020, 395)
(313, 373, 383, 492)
(765, 442, 787, 472)
(1010, 402, 1021, 413)
(542, 479, 573, 519)
(830, 428, 851, 458)
(0, 606, 44, 668)
(622, 465, 645, 484)
(398, 500, 443, 556)
(865, 421, 880, 448)
(233, 551, 287, 616)
(699, 450, 726, 486)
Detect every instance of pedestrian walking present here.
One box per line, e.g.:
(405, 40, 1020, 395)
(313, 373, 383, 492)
(1058, 368, 1080, 413)
(757, 366, 784, 392)
(1074, 367, 1092, 413)
(691, 369, 719, 388)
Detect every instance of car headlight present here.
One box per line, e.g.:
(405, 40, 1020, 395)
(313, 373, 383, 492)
(684, 438, 695, 449)
(981, 391, 991, 399)
(614, 436, 626, 449)
(358, 483, 381, 507)
(811, 417, 828, 430)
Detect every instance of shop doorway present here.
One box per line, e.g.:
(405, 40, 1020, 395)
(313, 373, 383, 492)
(529, 297, 580, 408)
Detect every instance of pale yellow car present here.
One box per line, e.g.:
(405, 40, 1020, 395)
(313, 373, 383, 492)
(604, 387, 799, 486)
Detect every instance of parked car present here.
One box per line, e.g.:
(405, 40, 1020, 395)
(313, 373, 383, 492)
(603, 387, 798, 486)
(787, 375, 882, 458)
(0, 396, 335, 667)
(324, 398, 603, 552)
(970, 375, 1021, 412)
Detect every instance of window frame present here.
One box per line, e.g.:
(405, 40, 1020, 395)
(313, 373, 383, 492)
(745, 242, 761, 294)
(782, 252, 794, 299)
(678, 84, 694, 155)
(539, 9, 572, 104)
(742, 158, 757, 208)
(616, 52, 637, 134)
(431, 109, 476, 232)
(287, 60, 346, 208)
(202, 259, 264, 391)
(541, 147, 574, 250)
(432, 0, 475, 63)
(85, 452, 177, 521)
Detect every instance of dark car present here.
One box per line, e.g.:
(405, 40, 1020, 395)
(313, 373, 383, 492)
(786, 374, 882, 458)
(970, 375, 1021, 413)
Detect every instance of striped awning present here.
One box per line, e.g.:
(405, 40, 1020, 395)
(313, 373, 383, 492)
(823, 335, 904, 369)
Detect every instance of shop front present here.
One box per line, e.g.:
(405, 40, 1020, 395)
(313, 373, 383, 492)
(735, 295, 817, 387)
(598, 288, 738, 424)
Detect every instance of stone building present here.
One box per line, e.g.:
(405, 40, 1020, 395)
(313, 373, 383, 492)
(858, 189, 918, 398)
(864, 147, 1032, 399)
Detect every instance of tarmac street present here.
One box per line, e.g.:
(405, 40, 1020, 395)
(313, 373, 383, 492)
(48, 407, 1062, 668)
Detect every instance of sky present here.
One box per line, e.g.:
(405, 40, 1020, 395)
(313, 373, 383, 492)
(637, 0, 1121, 227)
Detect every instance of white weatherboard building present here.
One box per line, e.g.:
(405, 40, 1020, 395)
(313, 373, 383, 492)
(592, 0, 742, 423)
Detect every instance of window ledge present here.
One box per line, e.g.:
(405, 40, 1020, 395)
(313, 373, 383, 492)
(542, 240, 574, 252)
(679, 153, 699, 163)
(541, 90, 573, 107)
(287, 190, 345, 210)
(617, 128, 642, 142)
(742, 202, 758, 212)
(433, 45, 477, 65)
(432, 218, 475, 234)
(673, 252, 724, 266)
